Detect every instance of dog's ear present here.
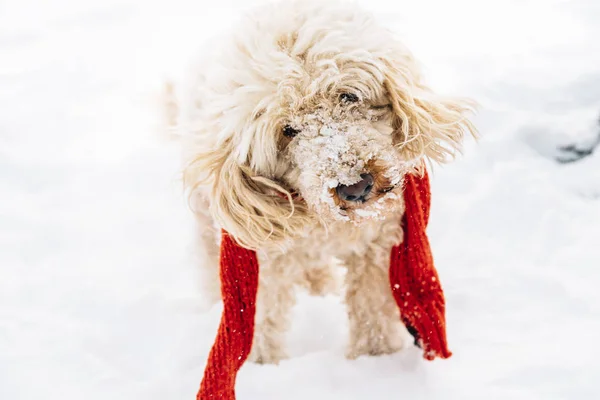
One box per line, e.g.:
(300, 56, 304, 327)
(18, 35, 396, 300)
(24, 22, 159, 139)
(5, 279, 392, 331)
(380, 54, 477, 164)
(184, 142, 308, 250)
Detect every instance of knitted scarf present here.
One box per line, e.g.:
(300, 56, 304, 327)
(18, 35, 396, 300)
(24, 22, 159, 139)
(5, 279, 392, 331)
(197, 171, 450, 400)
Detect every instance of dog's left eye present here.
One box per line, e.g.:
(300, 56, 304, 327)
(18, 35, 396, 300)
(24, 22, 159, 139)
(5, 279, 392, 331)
(283, 125, 300, 138)
(339, 93, 360, 103)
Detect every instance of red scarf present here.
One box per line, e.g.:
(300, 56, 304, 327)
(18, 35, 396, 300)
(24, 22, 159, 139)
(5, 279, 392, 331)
(197, 171, 450, 399)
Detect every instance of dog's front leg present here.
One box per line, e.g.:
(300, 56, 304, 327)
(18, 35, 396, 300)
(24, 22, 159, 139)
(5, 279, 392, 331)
(248, 252, 297, 364)
(343, 244, 407, 359)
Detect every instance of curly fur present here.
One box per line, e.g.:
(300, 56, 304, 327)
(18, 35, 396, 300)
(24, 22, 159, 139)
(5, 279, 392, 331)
(172, 0, 476, 363)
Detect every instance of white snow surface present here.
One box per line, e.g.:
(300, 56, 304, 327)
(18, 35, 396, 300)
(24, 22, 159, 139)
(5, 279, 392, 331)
(2, 0, 600, 399)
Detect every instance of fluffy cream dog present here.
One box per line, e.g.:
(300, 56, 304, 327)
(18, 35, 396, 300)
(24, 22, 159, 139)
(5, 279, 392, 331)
(174, 0, 476, 364)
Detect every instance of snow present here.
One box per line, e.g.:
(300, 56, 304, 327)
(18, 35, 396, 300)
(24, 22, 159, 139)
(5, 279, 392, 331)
(1, 0, 599, 399)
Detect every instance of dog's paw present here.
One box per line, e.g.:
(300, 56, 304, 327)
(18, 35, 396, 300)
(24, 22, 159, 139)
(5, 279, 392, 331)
(346, 338, 405, 359)
(247, 345, 288, 365)
(346, 323, 406, 359)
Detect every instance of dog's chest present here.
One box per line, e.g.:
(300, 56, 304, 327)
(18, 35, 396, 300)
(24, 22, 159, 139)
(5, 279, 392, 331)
(290, 212, 404, 259)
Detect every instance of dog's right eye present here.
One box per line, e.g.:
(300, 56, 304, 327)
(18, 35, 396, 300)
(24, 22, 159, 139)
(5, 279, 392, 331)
(340, 93, 360, 103)
(371, 104, 391, 110)
(283, 125, 300, 138)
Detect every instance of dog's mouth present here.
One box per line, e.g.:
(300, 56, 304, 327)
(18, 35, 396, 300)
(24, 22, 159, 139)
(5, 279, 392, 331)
(270, 159, 406, 222)
(271, 187, 303, 202)
(269, 177, 403, 224)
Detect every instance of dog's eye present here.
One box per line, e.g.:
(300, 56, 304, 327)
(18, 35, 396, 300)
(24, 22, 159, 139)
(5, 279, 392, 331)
(380, 186, 395, 194)
(371, 104, 391, 110)
(283, 125, 300, 138)
(339, 93, 360, 103)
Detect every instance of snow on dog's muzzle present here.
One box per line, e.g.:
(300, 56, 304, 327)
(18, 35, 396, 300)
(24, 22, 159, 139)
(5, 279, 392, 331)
(288, 117, 404, 221)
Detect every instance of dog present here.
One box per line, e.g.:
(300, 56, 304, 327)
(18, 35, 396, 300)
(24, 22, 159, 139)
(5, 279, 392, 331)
(172, 0, 476, 364)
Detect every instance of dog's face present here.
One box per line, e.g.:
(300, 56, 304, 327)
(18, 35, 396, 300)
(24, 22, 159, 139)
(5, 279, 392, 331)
(279, 80, 406, 223)
(183, 1, 476, 249)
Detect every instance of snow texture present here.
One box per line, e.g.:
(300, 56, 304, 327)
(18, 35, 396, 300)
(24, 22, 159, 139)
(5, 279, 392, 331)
(1, 0, 600, 399)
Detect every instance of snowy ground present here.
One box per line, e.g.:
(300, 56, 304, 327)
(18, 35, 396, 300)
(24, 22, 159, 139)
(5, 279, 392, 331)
(2, 0, 600, 399)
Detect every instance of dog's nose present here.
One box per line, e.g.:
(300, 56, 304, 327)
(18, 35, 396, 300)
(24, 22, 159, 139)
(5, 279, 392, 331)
(336, 173, 374, 202)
